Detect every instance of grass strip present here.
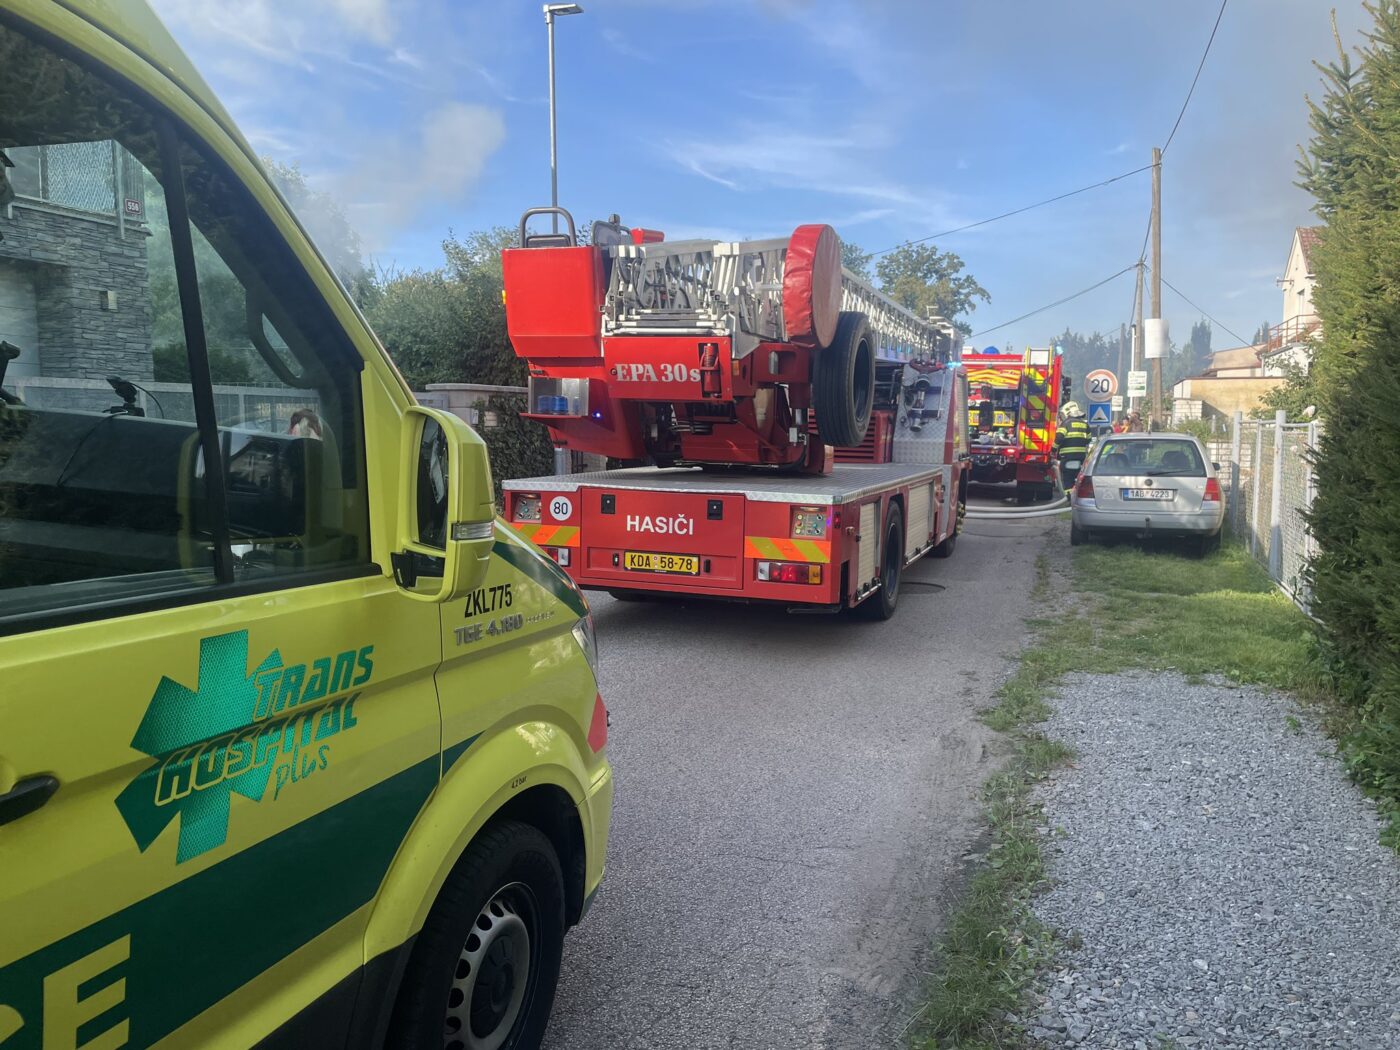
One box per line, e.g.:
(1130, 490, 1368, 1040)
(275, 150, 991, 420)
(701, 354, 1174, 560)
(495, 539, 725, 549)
(913, 539, 1322, 1049)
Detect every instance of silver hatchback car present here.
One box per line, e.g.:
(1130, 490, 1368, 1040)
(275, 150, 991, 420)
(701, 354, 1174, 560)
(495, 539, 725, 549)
(1070, 433, 1225, 555)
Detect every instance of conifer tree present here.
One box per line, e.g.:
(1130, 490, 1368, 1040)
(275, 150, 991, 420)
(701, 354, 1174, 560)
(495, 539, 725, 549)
(1301, 1, 1400, 816)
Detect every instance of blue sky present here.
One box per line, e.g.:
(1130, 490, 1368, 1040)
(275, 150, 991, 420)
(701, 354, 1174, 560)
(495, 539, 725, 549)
(149, 0, 1368, 354)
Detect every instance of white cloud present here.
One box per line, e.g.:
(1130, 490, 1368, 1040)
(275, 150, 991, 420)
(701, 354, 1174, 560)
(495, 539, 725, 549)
(601, 28, 657, 63)
(151, 0, 395, 66)
(663, 121, 962, 231)
(347, 103, 507, 250)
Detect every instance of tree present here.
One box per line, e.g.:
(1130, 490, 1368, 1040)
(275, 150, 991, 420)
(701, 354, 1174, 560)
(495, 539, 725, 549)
(364, 227, 524, 389)
(264, 160, 368, 299)
(1048, 328, 1117, 387)
(874, 243, 989, 334)
(1185, 319, 1212, 376)
(1251, 321, 1272, 347)
(840, 239, 873, 282)
(1296, 0, 1400, 838)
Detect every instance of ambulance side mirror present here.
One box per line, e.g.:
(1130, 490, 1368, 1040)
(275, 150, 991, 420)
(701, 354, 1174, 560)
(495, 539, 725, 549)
(394, 406, 495, 603)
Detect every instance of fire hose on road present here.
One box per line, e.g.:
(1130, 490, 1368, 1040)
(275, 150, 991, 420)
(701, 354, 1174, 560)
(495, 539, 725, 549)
(965, 494, 1071, 520)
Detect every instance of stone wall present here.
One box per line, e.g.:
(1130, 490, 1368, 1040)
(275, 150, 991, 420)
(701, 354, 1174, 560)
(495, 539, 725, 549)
(0, 201, 153, 380)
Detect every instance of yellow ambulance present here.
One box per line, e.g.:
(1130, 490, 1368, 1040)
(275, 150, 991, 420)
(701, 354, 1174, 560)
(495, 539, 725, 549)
(0, 3, 611, 1047)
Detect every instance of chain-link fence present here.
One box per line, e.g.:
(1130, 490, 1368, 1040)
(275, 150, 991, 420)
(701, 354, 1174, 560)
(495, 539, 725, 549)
(1209, 413, 1319, 611)
(5, 142, 145, 220)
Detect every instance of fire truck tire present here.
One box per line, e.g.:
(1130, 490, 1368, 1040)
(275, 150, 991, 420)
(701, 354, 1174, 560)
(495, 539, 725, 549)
(813, 311, 875, 449)
(932, 497, 964, 558)
(858, 503, 903, 620)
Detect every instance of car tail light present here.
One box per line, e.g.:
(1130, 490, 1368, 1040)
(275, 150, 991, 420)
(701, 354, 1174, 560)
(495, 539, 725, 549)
(587, 693, 608, 752)
(1075, 476, 1095, 500)
(756, 561, 822, 584)
(514, 494, 541, 522)
(1203, 478, 1222, 502)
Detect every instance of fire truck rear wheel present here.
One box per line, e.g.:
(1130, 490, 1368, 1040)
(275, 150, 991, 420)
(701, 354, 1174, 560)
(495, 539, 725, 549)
(858, 503, 903, 620)
(932, 497, 964, 558)
(813, 311, 875, 449)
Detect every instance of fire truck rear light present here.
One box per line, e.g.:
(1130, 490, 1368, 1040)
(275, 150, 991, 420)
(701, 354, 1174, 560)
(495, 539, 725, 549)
(514, 494, 541, 522)
(1203, 478, 1222, 502)
(756, 560, 821, 584)
(553, 547, 571, 566)
(587, 694, 608, 752)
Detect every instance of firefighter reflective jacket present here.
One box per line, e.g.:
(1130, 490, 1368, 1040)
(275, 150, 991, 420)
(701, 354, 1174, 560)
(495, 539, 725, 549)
(1056, 419, 1091, 458)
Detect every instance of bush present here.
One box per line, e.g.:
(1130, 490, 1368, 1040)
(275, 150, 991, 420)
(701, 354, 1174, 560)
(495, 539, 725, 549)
(1297, 0, 1400, 842)
(473, 394, 554, 504)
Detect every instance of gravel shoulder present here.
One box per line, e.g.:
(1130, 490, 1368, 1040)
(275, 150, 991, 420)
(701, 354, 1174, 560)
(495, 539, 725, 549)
(1023, 671, 1400, 1049)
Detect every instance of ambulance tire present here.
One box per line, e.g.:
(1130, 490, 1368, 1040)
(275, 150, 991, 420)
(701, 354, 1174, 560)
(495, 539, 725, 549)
(388, 820, 565, 1050)
(858, 503, 904, 620)
(813, 311, 875, 449)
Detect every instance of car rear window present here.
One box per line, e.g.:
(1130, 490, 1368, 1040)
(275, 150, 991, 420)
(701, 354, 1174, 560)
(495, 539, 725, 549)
(1094, 439, 1205, 477)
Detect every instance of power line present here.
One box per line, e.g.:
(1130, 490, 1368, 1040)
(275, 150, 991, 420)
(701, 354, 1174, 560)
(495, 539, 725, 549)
(1162, 0, 1230, 155)
(1157, 273, 1251, 347)
(868, 165, 1153, 257)
(971, 264, 1137, 339)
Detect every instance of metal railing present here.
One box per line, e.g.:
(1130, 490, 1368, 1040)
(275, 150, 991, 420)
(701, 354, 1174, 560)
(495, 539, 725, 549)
(601, 234, 955, 362)
(5, 142, 147, 223)
(1208, 410, 1319, 611)
(10, 376, 318, 432)
(1266, 314, 1320, 353)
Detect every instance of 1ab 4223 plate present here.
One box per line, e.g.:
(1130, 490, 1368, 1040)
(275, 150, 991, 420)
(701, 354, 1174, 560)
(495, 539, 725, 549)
(623, 551, 700, 575)
(1122, 488, 1175, 501)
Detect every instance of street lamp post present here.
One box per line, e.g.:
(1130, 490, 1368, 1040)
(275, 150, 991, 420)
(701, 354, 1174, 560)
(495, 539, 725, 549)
(543, 4, 583, 475)
(544, 3, 583, 235)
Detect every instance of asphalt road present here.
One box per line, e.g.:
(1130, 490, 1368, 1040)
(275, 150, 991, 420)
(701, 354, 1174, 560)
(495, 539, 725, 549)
(544, 484, 1059, 1050)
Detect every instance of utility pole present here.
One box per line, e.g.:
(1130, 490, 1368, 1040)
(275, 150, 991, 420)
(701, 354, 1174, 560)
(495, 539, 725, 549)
(1150, 145, 1163, 428)
(1132, 260, 1145, 420)
(1118, 321, 1127, 397)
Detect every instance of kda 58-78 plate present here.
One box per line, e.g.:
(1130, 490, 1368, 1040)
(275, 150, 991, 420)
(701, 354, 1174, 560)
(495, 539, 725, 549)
(623, 551, 700, 575)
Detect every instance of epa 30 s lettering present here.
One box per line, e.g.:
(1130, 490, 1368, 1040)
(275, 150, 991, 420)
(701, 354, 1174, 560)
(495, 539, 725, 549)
(613, 362, 701, 382)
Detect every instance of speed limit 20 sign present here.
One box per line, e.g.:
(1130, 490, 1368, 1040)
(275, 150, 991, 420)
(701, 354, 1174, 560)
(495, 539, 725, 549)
(1084, 369, 1118, 400)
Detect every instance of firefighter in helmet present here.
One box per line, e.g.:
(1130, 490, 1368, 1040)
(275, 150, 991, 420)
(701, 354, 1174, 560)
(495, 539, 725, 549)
(1056, 402, 1092, 490)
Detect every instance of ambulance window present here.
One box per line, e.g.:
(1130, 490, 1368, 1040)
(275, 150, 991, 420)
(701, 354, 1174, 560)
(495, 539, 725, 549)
(0, 21, 368, 632)
(171, 133, 370, 583)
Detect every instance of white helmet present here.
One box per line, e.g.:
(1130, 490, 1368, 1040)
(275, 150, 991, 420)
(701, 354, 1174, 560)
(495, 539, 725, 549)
(1063, 402, 1085, 420)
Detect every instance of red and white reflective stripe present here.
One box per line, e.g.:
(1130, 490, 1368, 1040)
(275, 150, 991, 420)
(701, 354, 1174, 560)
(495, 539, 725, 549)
(587, 694, 608, 752)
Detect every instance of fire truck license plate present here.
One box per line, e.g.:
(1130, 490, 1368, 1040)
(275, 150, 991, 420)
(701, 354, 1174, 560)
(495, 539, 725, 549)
(1122, 488, 1175, 501)
(624, 551, 700, 575)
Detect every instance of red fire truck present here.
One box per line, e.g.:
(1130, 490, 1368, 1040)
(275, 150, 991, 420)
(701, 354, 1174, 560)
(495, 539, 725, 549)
(963, 347, 1069, 502)
(497, 208, 970, 619)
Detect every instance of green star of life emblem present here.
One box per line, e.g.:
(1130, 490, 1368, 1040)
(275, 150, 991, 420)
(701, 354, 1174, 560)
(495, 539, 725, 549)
(115, 630, 282, 864)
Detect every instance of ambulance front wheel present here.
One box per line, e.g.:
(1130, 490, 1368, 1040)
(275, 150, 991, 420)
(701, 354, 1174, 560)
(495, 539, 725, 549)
(388, 820, 565, 1050)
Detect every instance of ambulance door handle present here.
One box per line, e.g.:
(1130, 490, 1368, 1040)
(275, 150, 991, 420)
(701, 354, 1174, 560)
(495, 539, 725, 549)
(0, 774, 59, 826)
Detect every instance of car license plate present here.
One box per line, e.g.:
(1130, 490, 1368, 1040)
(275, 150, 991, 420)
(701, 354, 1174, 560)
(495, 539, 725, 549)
(623, 551, 700, 575)
(1122, 488, 1174, 501)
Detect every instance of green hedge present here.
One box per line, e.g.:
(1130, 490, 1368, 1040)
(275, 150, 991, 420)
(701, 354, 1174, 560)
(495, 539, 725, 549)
(1297, 0, 1400, 845)
(473, 394, 555, 505)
